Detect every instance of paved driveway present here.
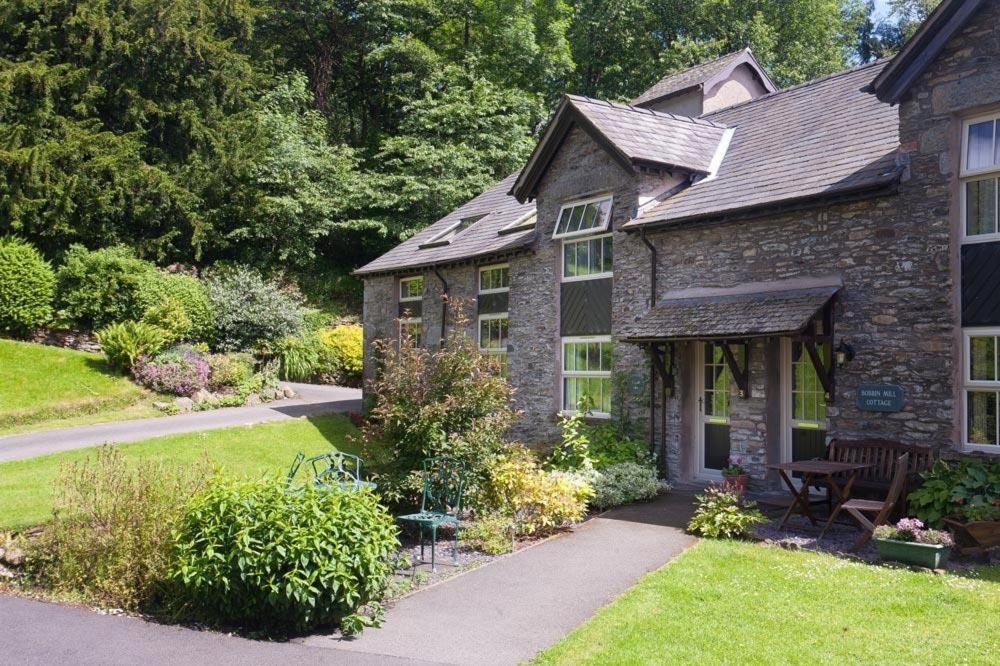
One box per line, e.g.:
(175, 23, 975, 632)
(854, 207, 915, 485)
(0, 383, 361, 463)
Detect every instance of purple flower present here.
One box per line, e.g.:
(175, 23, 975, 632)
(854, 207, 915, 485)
(133, 346, 210, 396)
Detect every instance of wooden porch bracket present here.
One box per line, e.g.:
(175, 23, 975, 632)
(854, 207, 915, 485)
(798, 299, 836, 402)
(648, 342, 675, 395)
(718, 340, 750, 399)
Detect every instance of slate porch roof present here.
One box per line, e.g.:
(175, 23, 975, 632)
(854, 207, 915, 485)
(631, 48, 777, 107)
(354, 172, 535, 276)
(621, 276, 843, 342)
(624, 60, 901, 230)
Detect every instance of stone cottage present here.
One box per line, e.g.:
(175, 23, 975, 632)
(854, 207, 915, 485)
(356, 0, 1000, 485)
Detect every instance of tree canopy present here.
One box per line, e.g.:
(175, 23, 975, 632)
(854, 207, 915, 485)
(0, 0, 925, 304)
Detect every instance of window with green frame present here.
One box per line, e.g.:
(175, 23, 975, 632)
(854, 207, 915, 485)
(562, 337, 612, 415)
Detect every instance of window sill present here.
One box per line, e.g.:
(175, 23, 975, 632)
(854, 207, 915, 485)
(962, 443, 1000, 455)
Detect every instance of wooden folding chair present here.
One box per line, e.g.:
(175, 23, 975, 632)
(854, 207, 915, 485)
(820, 452, 909, 552)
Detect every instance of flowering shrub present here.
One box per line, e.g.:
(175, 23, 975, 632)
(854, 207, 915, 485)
(206, 352, 255, 391)
(591, 462, 671, 510)
(873, 518, 955, 547)
(687, 483, 766, 539)
(721, 455, 747, 476)
(132, 346, 210, 396)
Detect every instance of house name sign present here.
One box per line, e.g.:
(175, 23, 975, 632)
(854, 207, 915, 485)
(856, 384, 905, 412)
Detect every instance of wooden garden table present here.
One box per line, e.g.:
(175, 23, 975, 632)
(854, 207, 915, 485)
(766, 460, 873, 529)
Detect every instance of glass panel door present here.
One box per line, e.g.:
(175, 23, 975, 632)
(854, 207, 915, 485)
(700, 343, 734, 474)
(788, 340, 828, 462)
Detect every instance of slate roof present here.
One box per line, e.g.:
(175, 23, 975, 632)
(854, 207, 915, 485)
(354, 172, 535, 276)
(621, 277, 842, 341)
(631, 48, 776, 107)
(511, 96, 729, 202)
(624, 60, 901, 229)
(566, 96, 729, 173)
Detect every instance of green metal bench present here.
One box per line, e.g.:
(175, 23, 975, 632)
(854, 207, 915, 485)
(285, 450, 377, 493)
(397, 457, 465, 572)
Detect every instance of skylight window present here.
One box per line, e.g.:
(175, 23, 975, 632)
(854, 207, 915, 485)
(419, 215, 483, 249)
(499, 210, 537, 236)
(552, 196, 612, 239)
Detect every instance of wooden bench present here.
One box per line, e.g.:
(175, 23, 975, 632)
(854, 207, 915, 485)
(826, 438, 936, 508)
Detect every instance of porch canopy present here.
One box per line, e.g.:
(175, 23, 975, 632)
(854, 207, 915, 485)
(622, 275, 843, 343)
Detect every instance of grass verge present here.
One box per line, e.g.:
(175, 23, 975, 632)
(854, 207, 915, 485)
(0, 414, 358, 531)
(0, 339, 160, 435)
(535, 539, 999, 665)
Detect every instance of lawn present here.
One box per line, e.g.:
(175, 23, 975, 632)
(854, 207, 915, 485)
(0, 414, 358, 531)
(0, 339, 160, 434)
(536, 539, 1000, 665)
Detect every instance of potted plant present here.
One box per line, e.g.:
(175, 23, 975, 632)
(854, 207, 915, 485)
(943, 502, 1000, 551)
(873, 518, 954, 569)
(721, 455, 749, 494)
(908, 458, 999, 552)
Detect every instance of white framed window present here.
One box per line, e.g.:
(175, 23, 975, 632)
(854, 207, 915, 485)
(561, 336, 612, 417)
(399, 276, 423, 302)
(400, 318, 423, 347)
(562, 233, 613, 281)
(963, 329, 1000, 451)
(961, 114, 1000, 243)
(552, 196, 613, 239)
(479, 263, 510, 294)
(478, 313, 509, 375)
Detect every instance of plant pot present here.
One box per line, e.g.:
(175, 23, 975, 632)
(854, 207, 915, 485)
(874, 538, 951, 569)
(943, 517, 1000, 549)
(722, 473, 749, 494)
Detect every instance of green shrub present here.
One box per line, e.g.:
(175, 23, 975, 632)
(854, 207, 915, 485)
(96, 320, 169, 370)
(170, 477, 399, 635)
(687, 484, 766, 539)
(25, 447, 208, 610)
(908, 458, 1000, 527)
(591, 462, 670, 510)
(550, 409, 651, 471)
(205, 266, 304, 351)
(207, 352, 255, 391)
(462, 513, 514, 555)
(0, 236, 55, 335)
(141, 297, 193, 342)
(359, 302, 516, 510)
(55, 245, 156, 330)
(135, 271, 213, 341)
(318, 324, 363, 386)
(483, 444, 593, 536)
(272, 332, 323, 381)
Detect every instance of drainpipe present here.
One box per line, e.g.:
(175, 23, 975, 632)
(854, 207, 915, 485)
(640, 228, 658, 463)
(433, 267, 449, 348)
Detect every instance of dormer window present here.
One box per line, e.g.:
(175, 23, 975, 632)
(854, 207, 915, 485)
(552, 196, 612, 239)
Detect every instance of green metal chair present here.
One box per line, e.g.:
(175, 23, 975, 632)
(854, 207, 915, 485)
(397, 457, 465, 572)
(285, 450, 377, 492)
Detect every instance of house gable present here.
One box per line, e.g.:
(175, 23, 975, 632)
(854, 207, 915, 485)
(867, 0, 989, 105)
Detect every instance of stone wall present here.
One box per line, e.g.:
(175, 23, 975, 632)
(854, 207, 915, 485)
(896, 0, 1000, 452)
(613, 189, 956, 483)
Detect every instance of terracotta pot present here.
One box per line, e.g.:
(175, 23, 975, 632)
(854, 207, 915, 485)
(722, 473, 749, 494)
